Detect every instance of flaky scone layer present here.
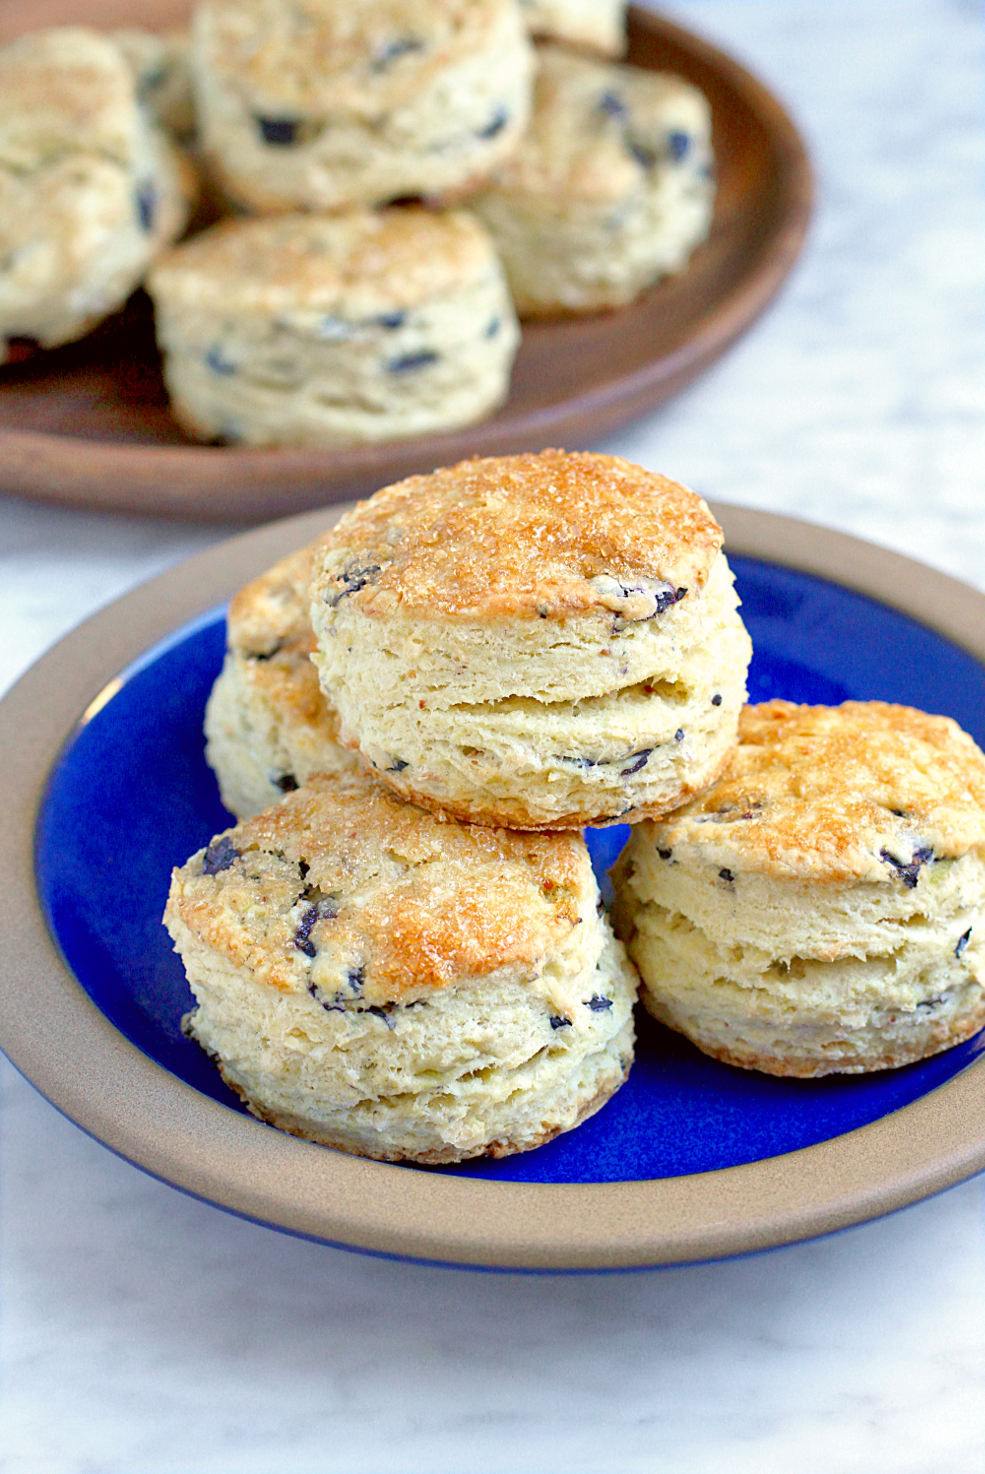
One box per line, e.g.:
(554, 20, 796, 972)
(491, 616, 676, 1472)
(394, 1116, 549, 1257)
(612, 701, 985, 1076)
(308, 451, 750, 828)
(205, 546, 359, 819)
(165, 772, 638, 1162)
(148, 208, 519, 447)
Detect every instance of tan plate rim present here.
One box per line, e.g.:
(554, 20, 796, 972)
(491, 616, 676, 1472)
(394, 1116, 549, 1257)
(0, 4, 814, 522)
(2, 506, 984, 1271)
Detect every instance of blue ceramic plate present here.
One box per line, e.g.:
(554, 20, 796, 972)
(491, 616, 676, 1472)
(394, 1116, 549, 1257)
(35, 553, 985, 1192)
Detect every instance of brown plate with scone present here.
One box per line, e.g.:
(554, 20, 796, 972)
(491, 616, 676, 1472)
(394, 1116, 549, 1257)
(0, 2, 812, 521)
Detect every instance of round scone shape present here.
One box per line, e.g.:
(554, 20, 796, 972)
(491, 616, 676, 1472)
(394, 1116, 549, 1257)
(0, 27, 194, 362)
(612, 701, 985, 1077)
(471, 45, 714, 316)
(308, 450, 751, 830)
(164, 772, 637, 1164)
(147, 208, 520, 446)
(519, 0, 626, 56)
(205, 545, 361, 820)
(192, 0, 534, 212)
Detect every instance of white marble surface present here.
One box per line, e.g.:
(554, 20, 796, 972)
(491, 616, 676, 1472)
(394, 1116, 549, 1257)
(1, 2, 983, 1469)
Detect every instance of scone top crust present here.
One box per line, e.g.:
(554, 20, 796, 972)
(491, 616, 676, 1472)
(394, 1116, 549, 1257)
(228, 545, 316, 660)
(196, 0, 524, 113)
(645, 700, 985, 884)
(490, 46, 711, 204)
(310, 450, 723, 621)
(148, 209, 499, 319)
(166, 772, 593, 1005)
(0, 27, 139, 168)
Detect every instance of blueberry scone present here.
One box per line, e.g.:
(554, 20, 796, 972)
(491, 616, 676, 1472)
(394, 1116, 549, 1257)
(0, 27, 194, 363)
(165, 772, 638, 1163)
(192, 0, 534, 212)
(307, 450, 751, 830)
(519, 0, 625, 56)
(205, 545, 360, 820)
(147, 207, 519, 446)
(472, 44, 714, 316)
(612, 701, 985, 1077)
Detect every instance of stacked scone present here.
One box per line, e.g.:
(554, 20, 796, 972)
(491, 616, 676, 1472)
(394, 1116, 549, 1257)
(1, 0, 719, 448)
(166, 448, 754, 1161)
(144, 0, 716, 444)
(305, 449, 749, 828)
(169, 447, 985, 1162)
(0, 27, 194, 362)
(148, 206, 520, 447)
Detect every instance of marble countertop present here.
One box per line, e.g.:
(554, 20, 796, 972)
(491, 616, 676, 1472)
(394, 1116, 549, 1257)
(2, 2, 983, 1469)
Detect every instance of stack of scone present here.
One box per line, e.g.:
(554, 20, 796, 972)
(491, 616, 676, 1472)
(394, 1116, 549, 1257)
(167, 447, 985, 1164)
(3, 1, 718, 447)
(166, 448, 754, 1161)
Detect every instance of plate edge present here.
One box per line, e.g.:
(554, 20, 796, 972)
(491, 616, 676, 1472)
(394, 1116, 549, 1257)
(1, 505, 984, 1269)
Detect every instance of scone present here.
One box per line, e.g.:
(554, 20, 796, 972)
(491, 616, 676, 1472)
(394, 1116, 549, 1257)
(519, 0, 625, 56)
(164, 772, 638, 1163)
(205, 545, 361, 819)
(308, 450, 752, 830)
(0, 27, 194, 363)
(612, 701, 985, 1077)
(147, 207, 519, 446)
(192, 0, 534, 212)
(112, 27, 196, 139)
(471, 44, 714, 316)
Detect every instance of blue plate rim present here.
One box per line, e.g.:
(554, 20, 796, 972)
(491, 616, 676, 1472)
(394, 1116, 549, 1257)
(2, 501, 984, 1271)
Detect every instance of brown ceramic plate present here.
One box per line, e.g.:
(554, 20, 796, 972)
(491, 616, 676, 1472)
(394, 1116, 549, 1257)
(0, 3, 812, 520)
(3, 506, 985, 1271)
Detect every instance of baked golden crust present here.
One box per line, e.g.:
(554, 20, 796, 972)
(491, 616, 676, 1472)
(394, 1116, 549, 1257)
(486, 46, 707, 205)
(648, 700, 985, 882)
(149, 208, 499, 318)
(166, 771, 590, 1005)
(0, 28, 136, 163)
(310, 449, 723, 619)
(197, 0, 520, 112)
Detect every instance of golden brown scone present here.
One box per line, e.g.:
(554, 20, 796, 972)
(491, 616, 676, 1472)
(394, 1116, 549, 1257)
(471, 45, 714, 316)
(0, 27, 194, 361)
(192, 0, 534, 212)
(612, 701, 985, 1077)
(165, 771, 638, 1163)
(308, 449, 751, 829)
(205, 545, 360, 819)
(147, 207, 519, 446)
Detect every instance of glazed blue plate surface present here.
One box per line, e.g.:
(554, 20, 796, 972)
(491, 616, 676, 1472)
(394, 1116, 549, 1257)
(36, 557, 985, 1186)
